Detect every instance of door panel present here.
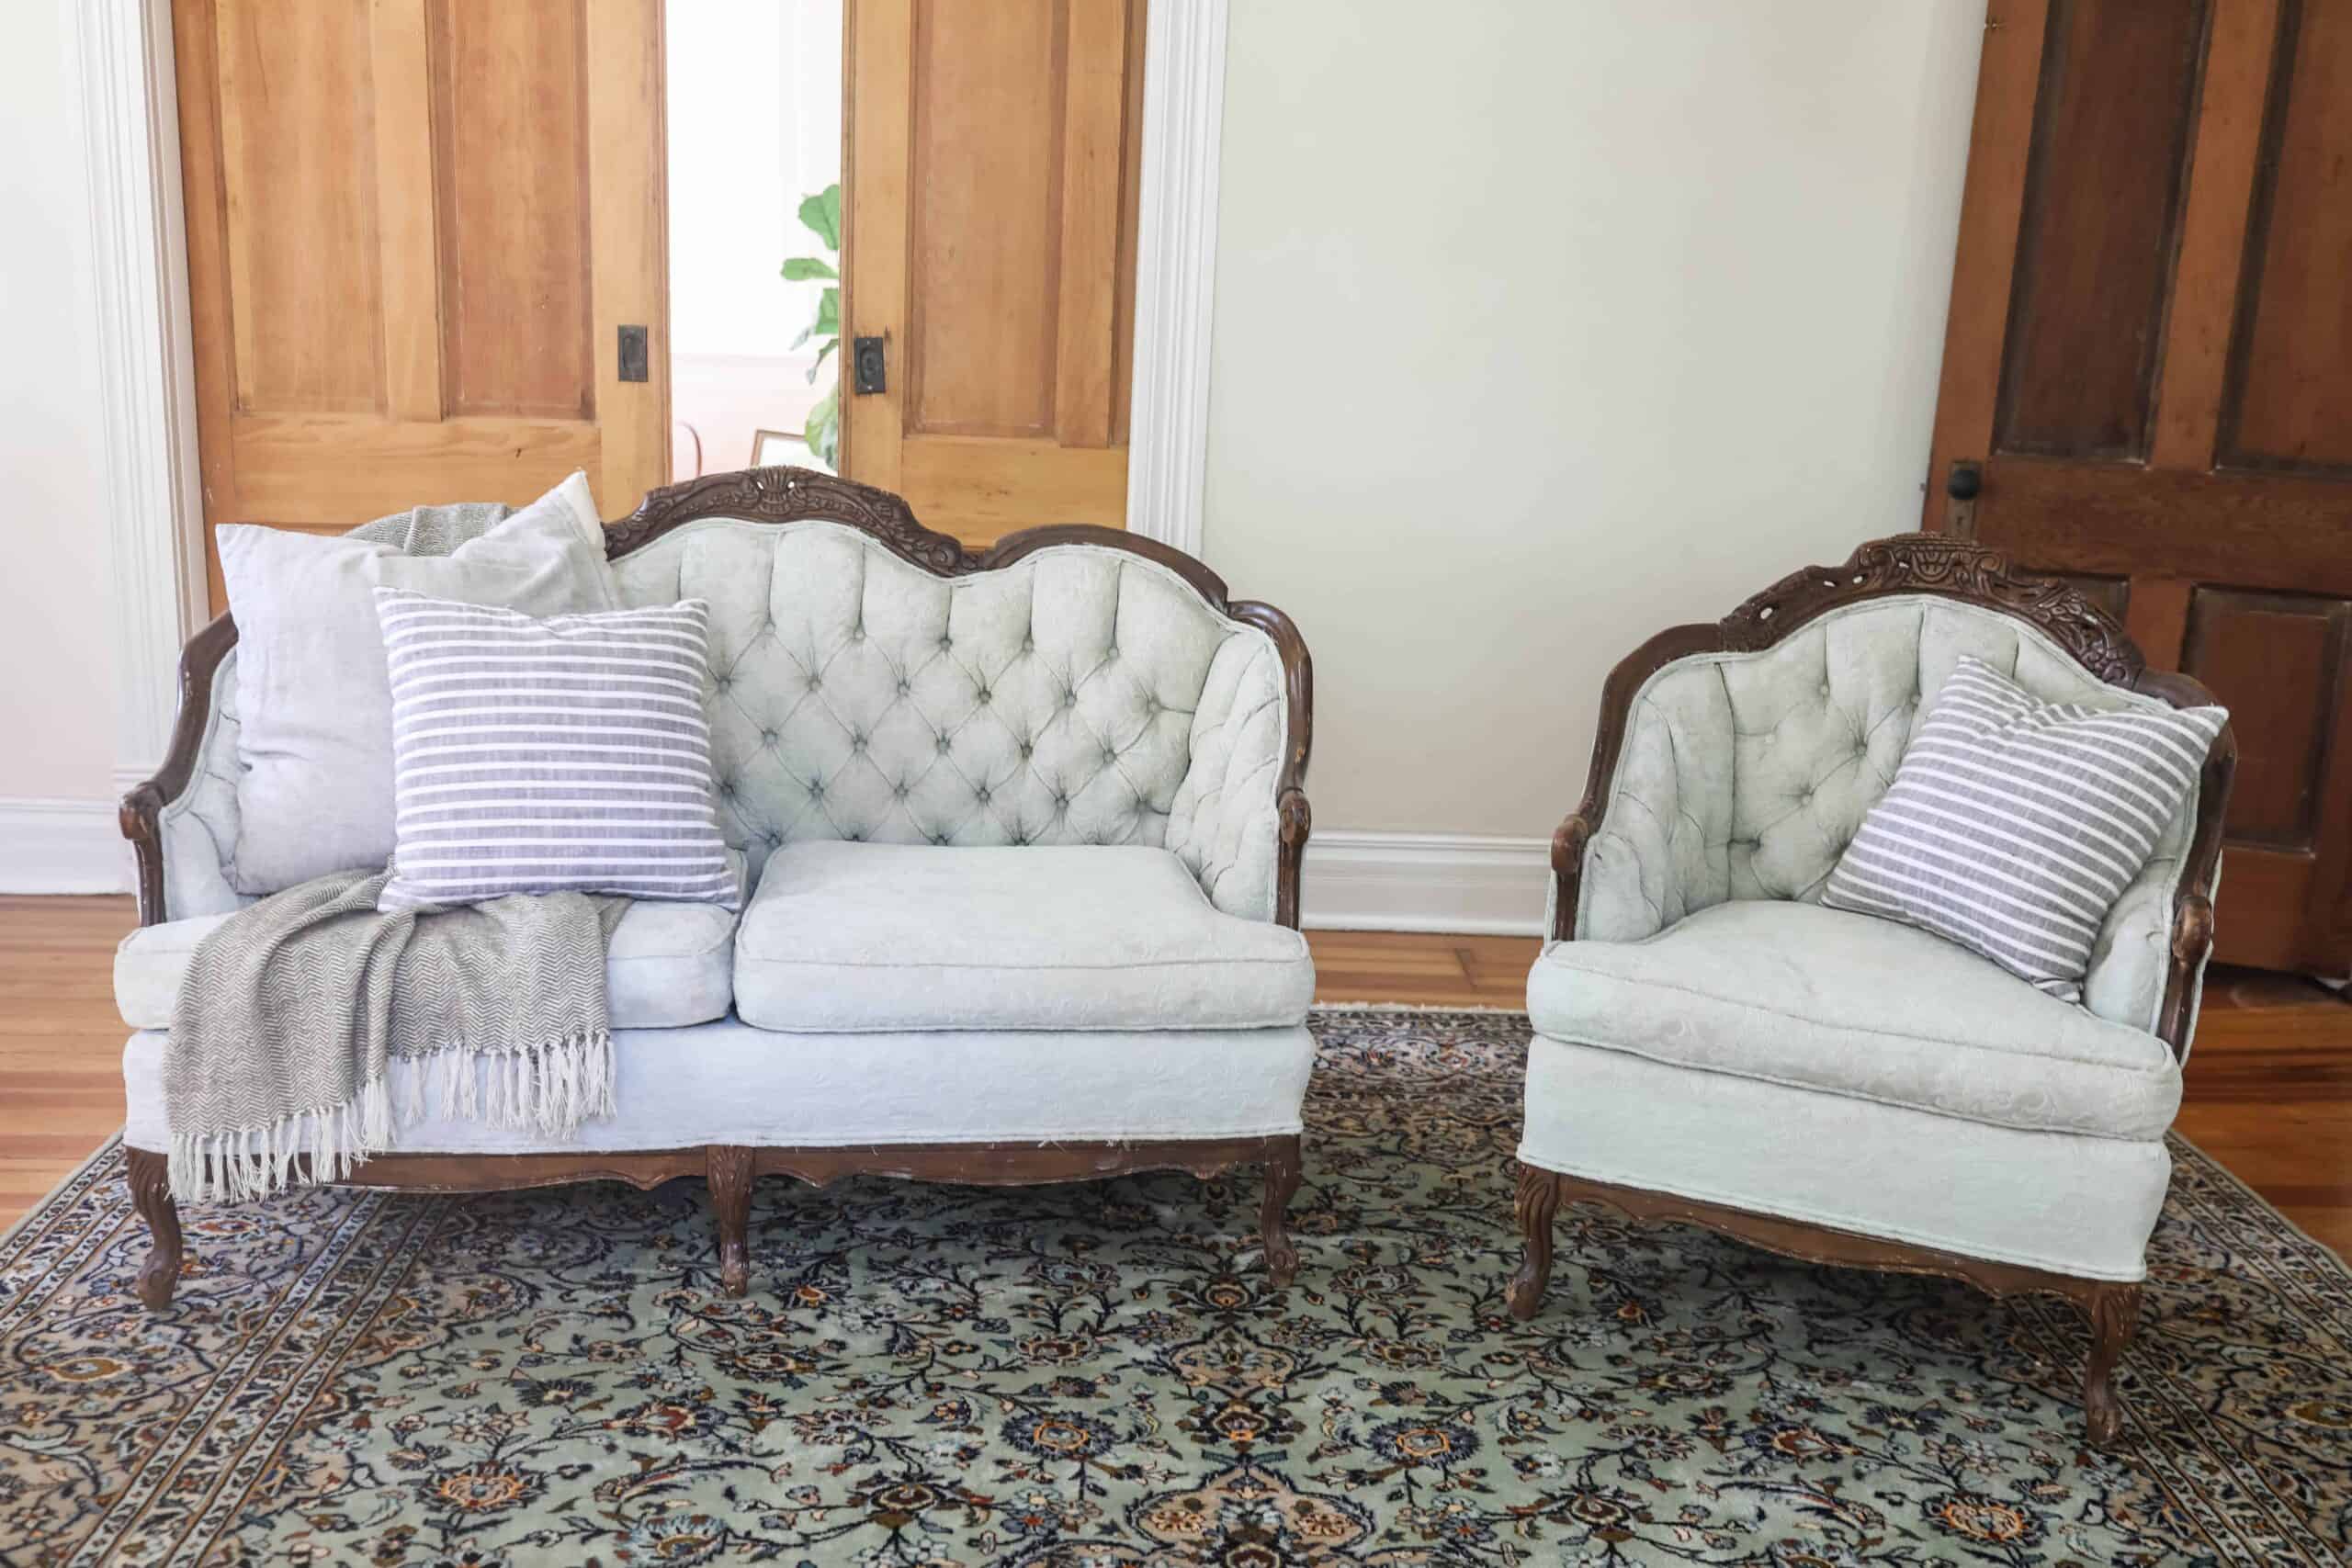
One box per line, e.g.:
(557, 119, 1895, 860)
(174, 0, 668, 606)
(842, 0, 1143, 544)
(1993, 1, 2205, 459)
(1928, 0, 2352, 975)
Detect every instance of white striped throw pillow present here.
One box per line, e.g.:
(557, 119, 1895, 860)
(374, 590, 738, 912)
(1823, 655, 2223, 1001)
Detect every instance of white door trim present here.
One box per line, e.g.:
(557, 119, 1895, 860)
(77, 0, 206, 792)
(1123, 0, 1227, 558)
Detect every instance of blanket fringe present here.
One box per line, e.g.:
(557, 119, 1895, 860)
(168, 1030, 614, 1205)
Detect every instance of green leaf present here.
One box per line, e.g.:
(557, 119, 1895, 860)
(789, 321, 814, 352)
(806, 337, 837, 385)
(781, 256, 837, 282)
(805, 387, 840, 469)
(797, 184, 842, 253)
(812, 286, 840, 336)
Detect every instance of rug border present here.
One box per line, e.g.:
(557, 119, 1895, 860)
(0, 1130, 122, 1251)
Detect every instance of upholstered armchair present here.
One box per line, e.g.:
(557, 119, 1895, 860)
(1508, 535, 2234, 1446)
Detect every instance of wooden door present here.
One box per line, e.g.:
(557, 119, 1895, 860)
(173, 0, 670, 608)
(1928, 0, 2352, 975)
(841, 0, 1145, 545)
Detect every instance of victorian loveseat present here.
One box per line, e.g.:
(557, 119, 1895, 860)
(1506, 536, 2233, 1446)
(115, 468, 1315, 1307)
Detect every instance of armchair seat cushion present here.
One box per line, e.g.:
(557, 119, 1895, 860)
(117, 891, 742, 1032)
(1527, 900, 2179, 1139)
(733, 840, 1313, 1032)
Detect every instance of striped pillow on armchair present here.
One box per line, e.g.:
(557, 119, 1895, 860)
(1823, 655, 2224, 1001)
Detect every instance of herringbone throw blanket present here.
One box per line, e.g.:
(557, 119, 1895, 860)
(164, 501, 628, 1202)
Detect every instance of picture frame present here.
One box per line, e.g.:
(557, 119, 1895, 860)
(751, 428, 825, 471)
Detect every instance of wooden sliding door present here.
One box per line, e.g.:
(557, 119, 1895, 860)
(1927, 0, 2352, 975)
(842, 0, 1145, 544)
(173, 0, 670, 607)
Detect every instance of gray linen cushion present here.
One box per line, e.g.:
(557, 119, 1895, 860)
(1823, 655, 2223, 1001)
(376, 590, 737, 911)
(219, 473, 616, 892)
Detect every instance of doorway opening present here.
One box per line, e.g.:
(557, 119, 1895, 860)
(664, 0, 843, 482)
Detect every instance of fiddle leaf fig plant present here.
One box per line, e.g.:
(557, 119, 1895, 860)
(782, 183, 842, 468)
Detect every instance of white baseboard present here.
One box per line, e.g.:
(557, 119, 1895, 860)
(0, 797, 133, 895)
(1302, 830, 1549, 935)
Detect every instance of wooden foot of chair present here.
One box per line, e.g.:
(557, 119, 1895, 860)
(707, 1145, 753, 1297)
(2082, 1280, 2141, 1447)
(1506, 1165, 1563, 1320)
(1259, 1134, 1303, 1287)
(125, 1147, 183, 1311)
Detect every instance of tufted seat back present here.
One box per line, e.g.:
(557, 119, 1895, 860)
(1577, 596, 2199, 1030)
(607, 518, 1289, 917)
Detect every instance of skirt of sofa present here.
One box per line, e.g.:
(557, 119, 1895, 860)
(122, 1020, 1313, 1158)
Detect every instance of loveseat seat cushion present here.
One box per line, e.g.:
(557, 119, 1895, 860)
(1526, 899, 2179, 1139)
(115, 891, 742, 1032)
(733, 840, 1314, 1032)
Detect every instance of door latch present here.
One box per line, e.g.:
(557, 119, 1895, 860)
(616, 324, 649, 384)
(853, 335, 888, 395)
(1945, 459, 1982, 540)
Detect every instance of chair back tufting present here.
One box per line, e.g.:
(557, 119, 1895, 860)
(610, 516, 1287, 889)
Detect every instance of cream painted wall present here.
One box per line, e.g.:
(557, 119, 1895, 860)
(1203, 0, 1987, 840)
(0, 0, 119, 807)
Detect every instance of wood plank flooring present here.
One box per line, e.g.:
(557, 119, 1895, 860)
(6, 898, 2347, 1260)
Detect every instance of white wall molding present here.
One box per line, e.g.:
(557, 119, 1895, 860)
(0, 798, 133, 895)
(77, 0, 204, 789)
(1123, 0, 1227, 558)
(1302, 830, 1550, 936)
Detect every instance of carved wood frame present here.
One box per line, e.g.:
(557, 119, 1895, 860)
(116, 467, 1313, 1306)
(1517, 532, 2236, 1446)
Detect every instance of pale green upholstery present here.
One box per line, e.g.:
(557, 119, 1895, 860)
(1524, 593, 2206, 1286)
(612, 520, 1289, 919)
(1570, 596, 2198, 1035)
(159, 518, 1295, 925)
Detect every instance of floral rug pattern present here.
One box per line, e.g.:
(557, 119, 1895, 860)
(2, 1010, 2348, 1565)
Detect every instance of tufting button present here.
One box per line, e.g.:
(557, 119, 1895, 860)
(1818, 682, 1831, 698)
(893, 782, 909, 800)
(936, 735, 953, 754)
(1053, 791, 1069, 809)
(939, 635, 954, 650)
(1101, 744, 1116, 765)
(1060, 690, 1076, 709)
(1023, 634, 1035, 651)
(765, 830, 782, 848)
(896, 679, 911, 696)
(850, 627, 865, 643)
(976, 786, 991, 805)
(977, 687, 992, 705)
(761, 729, 778, 746)
(1018, 740, 1034, 759)
(932, 832, 948, 845)
(809, 780, 826, 799)
(1106, 644, 1119, 660)
(1144, 697, 1159, 716)
(716, 675, 733, 694)
(1011, 830, 1029, 846)
(850, 734, 867, 752)
(846, 829, 863, 841)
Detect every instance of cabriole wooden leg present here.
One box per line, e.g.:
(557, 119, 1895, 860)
(125, 1147, 183, 1311)
(1507, 1165, 1563, 1321)
(1259, 1134, 1303, 1287)
(706, 1145, 753, 1297)
(2082, 1280, 2142, 1447)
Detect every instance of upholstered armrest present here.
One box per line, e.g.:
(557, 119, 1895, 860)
(1554, 626, 1735, 944)
(120, 615, 252, 926)
(1165, 605, 1313, 926)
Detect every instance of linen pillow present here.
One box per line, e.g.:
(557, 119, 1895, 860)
(374, 590, 737, 911)
(1823, 655, 2224, 1002)
(220, 473, 616, 892)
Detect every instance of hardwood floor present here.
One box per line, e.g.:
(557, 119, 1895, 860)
(5, 898, 2347, 1260)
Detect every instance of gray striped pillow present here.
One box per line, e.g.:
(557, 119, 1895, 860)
(374, 589, 738, 912)
(1823, 655, 2223, 1001)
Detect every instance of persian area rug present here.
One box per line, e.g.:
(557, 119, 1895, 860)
(3, 1012, 2348, 1566)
